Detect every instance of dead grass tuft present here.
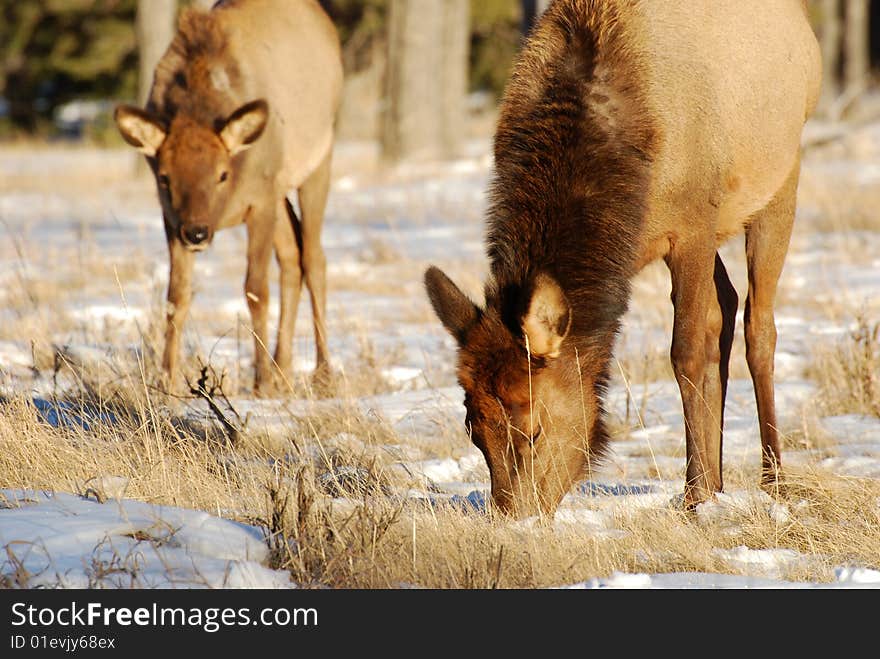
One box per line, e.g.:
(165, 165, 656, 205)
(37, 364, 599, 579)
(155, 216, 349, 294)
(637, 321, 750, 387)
(807, 313, 880, 418)
(3, 368, 880, 587)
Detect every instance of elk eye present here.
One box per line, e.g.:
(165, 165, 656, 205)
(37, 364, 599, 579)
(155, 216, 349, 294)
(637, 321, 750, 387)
(530, 425, 543, 444)
(218, 171, 228, 183)
(158, 174, 170, 188)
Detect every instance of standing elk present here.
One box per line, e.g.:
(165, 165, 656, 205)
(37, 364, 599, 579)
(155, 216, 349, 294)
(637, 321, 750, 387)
(426, 0, 821, 518)
(115, 0, 342, 395)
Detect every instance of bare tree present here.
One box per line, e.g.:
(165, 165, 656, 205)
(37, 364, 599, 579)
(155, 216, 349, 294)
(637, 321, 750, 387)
(819, 0, 842, 111)
(134, 0, 176, 175)
(440, 0, 470, 155)
(844, 0, 870, 98)
(135, 0, 176, 108)
(382, 0, 470, 163)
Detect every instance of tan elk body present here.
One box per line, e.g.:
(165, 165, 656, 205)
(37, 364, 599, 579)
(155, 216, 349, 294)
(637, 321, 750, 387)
(426, 0, 822, 517)
(116, 0, 342, 394)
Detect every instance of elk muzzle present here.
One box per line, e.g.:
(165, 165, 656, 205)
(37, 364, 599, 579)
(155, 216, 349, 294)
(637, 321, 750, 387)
(487, 434, 585, 520)
(180, 224, 212, 250)
(491, 477, 559, 520)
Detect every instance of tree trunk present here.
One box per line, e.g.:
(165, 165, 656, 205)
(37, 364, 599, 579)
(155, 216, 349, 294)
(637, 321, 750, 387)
(844, 0, 870, 99)
(440, 0, 470, 158)
(135, 0, 176, 108)
(522, 0, 551, 35)
(382, 0, 470, 163)
(135, 0, 176, 175)
(818, 0, 842, 114)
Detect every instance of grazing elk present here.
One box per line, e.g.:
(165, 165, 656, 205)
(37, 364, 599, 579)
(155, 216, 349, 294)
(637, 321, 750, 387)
(426, 0, 821, 518)
(115, 0, 342, 395)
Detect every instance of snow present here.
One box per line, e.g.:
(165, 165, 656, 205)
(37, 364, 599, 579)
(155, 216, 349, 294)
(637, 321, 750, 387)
(1, 123, 880, 589)
(0, 490, 290, 589)
(567, 570, 880, 589)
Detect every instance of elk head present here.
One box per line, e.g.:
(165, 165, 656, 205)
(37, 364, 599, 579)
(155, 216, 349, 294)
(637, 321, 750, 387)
(114, 99, 269, 250)
(425, 266, 609, 519)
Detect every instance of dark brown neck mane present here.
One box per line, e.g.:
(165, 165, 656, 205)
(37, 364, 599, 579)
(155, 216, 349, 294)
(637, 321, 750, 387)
(147, 8, 240, 127)
(485, 1, 655, 347)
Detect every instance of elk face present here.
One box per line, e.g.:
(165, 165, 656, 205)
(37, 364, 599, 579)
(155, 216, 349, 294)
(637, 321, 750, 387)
(114, 100, 269, 251)
(425, 266, 603, 519)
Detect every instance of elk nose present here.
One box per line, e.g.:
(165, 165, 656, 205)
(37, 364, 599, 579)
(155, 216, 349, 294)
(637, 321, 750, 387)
(182, 225, 210, 245)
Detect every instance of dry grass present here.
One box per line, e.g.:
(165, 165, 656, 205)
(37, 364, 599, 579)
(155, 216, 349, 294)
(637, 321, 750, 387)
(2, 355, 879, 589)
(779, 403, 839, 456)
(2, 141, 880, 589)
(807, 313, 880, 418)
(797, 159, 880, 234)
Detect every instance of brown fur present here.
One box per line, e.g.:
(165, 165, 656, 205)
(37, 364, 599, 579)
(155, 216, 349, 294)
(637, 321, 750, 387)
(115, 0, 343, 395)
(426, 0, 821, 518)
(148, 10, 241, 126)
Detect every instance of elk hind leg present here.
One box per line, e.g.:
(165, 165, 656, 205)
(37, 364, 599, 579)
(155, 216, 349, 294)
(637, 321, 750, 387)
(701, 252, 739, 492)
(744, 162, 799, 491)
(270, 197, 304, 390)
(298, 148, 333, 389)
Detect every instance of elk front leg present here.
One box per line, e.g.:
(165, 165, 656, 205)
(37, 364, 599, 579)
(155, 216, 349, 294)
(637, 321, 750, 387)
(666, 240, 718, 509)
(163, 232, 195, 392)
(272, 197, 304, 385)
(244, 207, 276, 396)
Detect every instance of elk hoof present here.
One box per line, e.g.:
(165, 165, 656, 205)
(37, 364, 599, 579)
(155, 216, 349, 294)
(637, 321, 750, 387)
(667, 492, 687, 511)
(158, 370, 186, 398)
(679, 487, 717, 513)
(252, 382, 271, 399)
(253, 379, 287, 399)
(252, 364, 296, 399)
(309, 364, 338, 399)
(760, 469, 786, 498)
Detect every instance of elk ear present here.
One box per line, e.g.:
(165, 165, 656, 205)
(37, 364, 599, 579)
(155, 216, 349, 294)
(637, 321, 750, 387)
(521, 273, 571, 358)
(114, 105, 166, 157)
(219, 99, 269, 155)
(424, 266, 480, 345)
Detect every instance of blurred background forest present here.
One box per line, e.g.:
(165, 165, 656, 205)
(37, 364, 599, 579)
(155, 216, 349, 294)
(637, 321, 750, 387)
(1, 0, 879, 162)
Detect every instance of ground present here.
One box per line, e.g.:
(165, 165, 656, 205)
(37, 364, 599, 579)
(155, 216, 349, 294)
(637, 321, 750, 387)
(1, 119, 879, 588)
